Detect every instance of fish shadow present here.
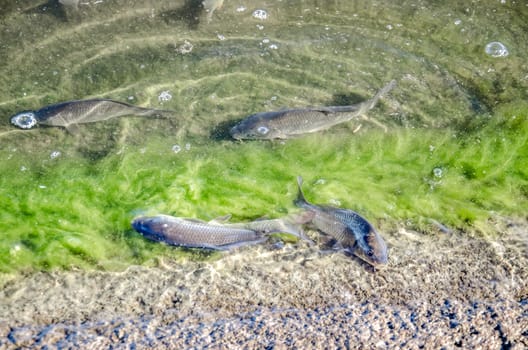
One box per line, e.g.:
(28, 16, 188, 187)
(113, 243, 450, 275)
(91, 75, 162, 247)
(209, 119, 240, 141)
(330, 92, 366, 106)
(24, 1, 68, 21)
(160, 0, 204, 29)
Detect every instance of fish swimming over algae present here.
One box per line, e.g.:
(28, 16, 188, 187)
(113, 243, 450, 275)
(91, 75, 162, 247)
(10, 99, 172, 131)
(230, 80, 396, 139)
(132, 212, 313, 250)
(294, 176, 388, 266)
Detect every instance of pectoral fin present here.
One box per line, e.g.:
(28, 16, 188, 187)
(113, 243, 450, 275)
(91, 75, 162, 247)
(65, 124, 80, 134)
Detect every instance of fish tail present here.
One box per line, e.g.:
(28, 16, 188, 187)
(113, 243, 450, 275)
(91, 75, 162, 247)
(280, 211, 315, 244)
(364, 79, 397, 112)
(294, 175, 309, 208)
(136, 107, 174, 118)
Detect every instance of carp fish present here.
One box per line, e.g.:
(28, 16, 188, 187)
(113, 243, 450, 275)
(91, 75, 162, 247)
(132, 212, 313, 250)
(294, 176, 388, 265)
(230, 80, 396, 139)
(10, 99, 172, 131)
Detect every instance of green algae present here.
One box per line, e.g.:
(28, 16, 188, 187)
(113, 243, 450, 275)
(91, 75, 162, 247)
(0, 103, 526, 273)
(0, 0, 527, 274)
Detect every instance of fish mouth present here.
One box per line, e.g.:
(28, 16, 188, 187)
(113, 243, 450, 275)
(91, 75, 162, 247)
(132, 217, 165, 242)
(131, 217, 147, 233)
(352, 249, 388, 266)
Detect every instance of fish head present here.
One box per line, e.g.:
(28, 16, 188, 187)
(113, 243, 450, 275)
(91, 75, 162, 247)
(10, 111, 38, 129)
(230, 112, 284, 140)
(131, 216, 168, 242)
(352, 227, 388, 266)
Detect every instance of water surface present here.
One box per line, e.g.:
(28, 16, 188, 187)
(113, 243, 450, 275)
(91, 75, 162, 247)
(0, 0, 526, 274)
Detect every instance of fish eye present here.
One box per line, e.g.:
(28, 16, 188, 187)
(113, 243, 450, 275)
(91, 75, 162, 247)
(11, 112, 37, 129)
(256, 126, 269, 135)
(367, 249, 374, 257)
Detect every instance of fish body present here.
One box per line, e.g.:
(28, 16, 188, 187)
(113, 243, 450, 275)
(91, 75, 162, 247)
(132, 212, 312, 250)
(230, 80, 396, 139)
(10, 99, 171, 130)
(294, 176, 388, 265)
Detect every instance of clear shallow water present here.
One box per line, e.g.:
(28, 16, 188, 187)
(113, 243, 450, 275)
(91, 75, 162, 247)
(0, 1, 527, 274)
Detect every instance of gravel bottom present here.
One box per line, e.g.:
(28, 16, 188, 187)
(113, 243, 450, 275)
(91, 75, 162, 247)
(1, 218, 527, 349)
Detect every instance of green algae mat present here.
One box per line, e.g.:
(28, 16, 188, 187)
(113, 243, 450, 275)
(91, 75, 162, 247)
(0, 0, 527, 273)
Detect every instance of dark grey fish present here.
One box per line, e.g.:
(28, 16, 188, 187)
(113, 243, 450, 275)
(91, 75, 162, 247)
(294, 176, 388, 265)
(131, 212, 313, 250)
(10, 99, 172, 131)
(230, 80, 396, 139)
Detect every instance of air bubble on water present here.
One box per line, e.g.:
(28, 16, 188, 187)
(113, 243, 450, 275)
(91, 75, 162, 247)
(20, 166, 28, 172)
(50, 151, 61, 159)
(433, 167, 443, 178)
(128, 96, 134, 101)
(270, 96, 277, 101)
(217, 34, 226, 41)
(269, 44, 279, 50)
(485, 42, 509, 57)
(262, 38, 270, 44)
(386, 24, 393, 30)
(256, 24, 264, 30)
(177, 40, 193, 54)
(454, 19, 461, 25)
(39, 185, 47, 189)
(236, 6, 246, 12)
(252, 9, 268, 20)
(314, 179, 326, 185)
(172, 145, 181, 153)
(429, 145, 435, 152)
(185, 143, 191, 151)
(158, 90, 172, 102)
(10, 244, 22, 256)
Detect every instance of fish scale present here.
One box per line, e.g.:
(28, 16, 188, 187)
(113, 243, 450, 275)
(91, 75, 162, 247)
(133, 215, 262, 249)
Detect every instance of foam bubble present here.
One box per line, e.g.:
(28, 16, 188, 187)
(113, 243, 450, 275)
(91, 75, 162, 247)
(252, 9, 268, 20)
(158, 91, 172, 102)
(50, 151, 61, 159)
(485, 42, 508, 57)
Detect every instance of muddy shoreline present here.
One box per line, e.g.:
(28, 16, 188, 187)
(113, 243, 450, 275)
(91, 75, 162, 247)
(1, 219, 527, 348)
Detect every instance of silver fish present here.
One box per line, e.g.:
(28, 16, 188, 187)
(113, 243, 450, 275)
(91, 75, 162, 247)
(230, 80, 396, 139)
(10, 99, 171, 131)
(132, 212, 313, 250)
(294, 176, 388, 265)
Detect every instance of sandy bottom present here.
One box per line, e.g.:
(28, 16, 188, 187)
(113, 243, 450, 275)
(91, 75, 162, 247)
(1, 218, 527, 349)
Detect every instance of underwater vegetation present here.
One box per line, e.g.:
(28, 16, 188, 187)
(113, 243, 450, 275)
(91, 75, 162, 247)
(0, 0, 527, 275)
(0, 101, 526, 274)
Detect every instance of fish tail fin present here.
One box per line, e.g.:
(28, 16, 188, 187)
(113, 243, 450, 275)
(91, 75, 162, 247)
(136, 107, 174, 119)
(364, 79, 397, 112)
(278, 212, 315, 245)
(294, 175, 309, 208)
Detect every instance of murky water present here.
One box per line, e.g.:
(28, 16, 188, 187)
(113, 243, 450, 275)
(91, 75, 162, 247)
(0, 0, 527, 347)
